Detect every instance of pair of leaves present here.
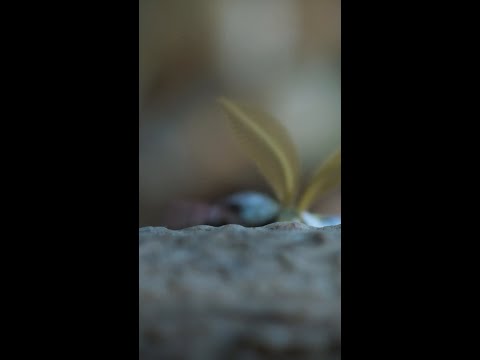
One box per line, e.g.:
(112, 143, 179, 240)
(217, 97, 340, 212)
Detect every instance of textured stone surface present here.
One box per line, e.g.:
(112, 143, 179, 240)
(139, 222, 341, 360)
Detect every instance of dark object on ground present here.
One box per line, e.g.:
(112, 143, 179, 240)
(159, 192, 280, 229)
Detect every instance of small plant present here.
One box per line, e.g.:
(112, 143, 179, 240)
(218, 97, 340, 227)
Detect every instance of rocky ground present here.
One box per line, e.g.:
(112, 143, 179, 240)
(139, 222, 341, 360)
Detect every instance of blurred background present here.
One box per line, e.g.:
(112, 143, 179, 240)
(139, 0, 341, 227)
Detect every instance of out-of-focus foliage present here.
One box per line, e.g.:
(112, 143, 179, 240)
(139, 0, 341, 227)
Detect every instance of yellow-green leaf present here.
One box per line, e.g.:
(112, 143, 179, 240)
(296, 148, 341, 212)
(217, 97, 300, 206)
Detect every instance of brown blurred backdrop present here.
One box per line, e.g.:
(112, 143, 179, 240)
(139, 0, 341, 227)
